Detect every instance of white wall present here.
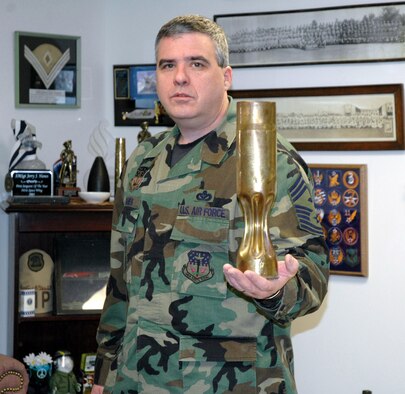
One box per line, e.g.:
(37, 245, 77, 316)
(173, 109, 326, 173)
(1, 1, 405, 393)
(0, 0, 109, 352)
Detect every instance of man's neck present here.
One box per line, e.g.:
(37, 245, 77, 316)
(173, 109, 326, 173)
(177, 96, 229, 144)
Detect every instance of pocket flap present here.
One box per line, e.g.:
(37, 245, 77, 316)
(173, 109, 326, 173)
(179, 337, 256, 362)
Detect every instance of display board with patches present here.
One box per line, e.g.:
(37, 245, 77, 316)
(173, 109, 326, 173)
(15, 31, 80, 108)
(309, 164, 368, 276)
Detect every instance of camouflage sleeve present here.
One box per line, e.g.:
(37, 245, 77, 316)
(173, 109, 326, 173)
(253, 137, 329, 325)
(93, 161, 129, 385)
(94, 132, 170, 385)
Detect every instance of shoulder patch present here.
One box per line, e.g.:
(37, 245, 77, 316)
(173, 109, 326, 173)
(289, 177, 324, 236)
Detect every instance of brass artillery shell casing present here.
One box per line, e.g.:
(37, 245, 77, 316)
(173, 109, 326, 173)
(236, 101, 278, 279)
(115, 138, 126, 193)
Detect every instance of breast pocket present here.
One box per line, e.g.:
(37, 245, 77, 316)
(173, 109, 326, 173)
(170, 206, 230, 299)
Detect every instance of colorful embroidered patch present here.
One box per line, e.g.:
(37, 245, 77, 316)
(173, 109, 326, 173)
(182, 250, 214, 284)
(130, 166, 149, 190)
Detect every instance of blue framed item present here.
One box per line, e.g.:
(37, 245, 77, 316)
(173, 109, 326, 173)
(113, 64, 174, 127)
(129, 65, 158, 108)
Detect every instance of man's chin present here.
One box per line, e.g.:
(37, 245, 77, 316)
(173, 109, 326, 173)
(167, 111, 196, 123)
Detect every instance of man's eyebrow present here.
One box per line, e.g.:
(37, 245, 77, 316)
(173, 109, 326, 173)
(158, 58, 174, 67)
(158, 56, 210, 67)
(189, 55, 209, 62)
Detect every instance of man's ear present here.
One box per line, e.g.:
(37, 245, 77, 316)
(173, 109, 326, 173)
(223, 66, 233, 90)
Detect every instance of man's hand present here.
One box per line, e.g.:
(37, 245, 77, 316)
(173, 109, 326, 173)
(91, 384, 104, 394)
(223, 254, 298, 299)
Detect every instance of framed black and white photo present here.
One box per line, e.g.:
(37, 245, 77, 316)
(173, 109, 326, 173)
(214, 2, 405, 67)
(15, 31, 81, 108)
(230, 84, 404, 150)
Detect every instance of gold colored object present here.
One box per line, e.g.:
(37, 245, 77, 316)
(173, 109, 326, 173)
(236, 101, 278, 279)
(137, 121, 152, 143)
(0, 370, 24, 393)
(115, 138, 126, 192)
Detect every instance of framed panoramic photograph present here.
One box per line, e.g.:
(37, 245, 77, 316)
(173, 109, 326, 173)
(214, 2, 405, 67)
(113, 64, 174, 127)
(309, 164, 368, 276)
(230, 84, 404, 150)
(15, 31, 81, 108)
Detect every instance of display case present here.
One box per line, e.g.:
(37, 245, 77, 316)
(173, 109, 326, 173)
(1, 200, 113, 371)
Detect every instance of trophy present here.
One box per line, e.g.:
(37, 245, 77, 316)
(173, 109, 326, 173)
(236, 101, 278, 279)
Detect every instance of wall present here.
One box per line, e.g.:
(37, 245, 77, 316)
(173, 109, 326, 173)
(1, 1, 405, 393)
(0, 0, 108, 352)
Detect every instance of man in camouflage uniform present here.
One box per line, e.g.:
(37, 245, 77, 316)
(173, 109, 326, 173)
(92, 15, 329, 394)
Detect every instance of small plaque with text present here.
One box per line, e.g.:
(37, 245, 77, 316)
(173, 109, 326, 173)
(11, 170, 53, 196)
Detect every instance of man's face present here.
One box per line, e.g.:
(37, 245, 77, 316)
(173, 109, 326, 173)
(156, 32, 232, 133)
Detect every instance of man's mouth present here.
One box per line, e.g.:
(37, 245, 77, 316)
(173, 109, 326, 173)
(172, 92, 191, 98)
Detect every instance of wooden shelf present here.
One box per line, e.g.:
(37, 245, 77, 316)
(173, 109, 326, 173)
(2, 201, 113, 369)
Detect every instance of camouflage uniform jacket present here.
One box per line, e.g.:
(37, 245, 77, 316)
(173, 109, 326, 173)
(94, 98, 329, 394)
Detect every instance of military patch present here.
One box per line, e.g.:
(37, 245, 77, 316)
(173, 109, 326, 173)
(289, 177, 323, 236)
(343, 227, 358, 246)
(328, 209, 342, 226)
(182, 250, 214, 284)
(314, 188, 326, 206)
(346, 248, 359, 267)
(178, 205, 229, 220)
(345, 209, 358, 224)
(328, 189, 341, 206)
(312, 169, 324, 186)
(195, 189, 214, 202)
(343, 170, 359, 189)
(295, 204, 323, 234)
(329, 247, 344, 265)
(343, 189, 359, 207)
(130, 166, 150, 191)
(328, 170, 340, 187)
(328, 227, 342, 245)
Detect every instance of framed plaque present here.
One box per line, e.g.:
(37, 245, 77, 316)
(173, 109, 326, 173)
(10, 170, 53, 196)
(15, 31, 81, 108)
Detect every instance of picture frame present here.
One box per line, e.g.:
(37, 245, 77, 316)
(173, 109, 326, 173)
(230, 84, 404, 151)
(15, 31, 81, 108)
(214, 2, 405, 67)
(114, 68, 130, 100)
(54, 234, 110, 315)
(113, 64, 174, 127)
(308, 164, 368, 277)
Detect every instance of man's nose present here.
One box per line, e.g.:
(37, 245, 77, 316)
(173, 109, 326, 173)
(174, 65, 189, 85)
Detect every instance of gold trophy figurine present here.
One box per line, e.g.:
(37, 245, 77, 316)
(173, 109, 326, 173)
(236, 101, 278, 279)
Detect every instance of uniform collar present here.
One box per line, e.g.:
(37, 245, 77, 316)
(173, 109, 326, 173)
(143, 97, 236, 170)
